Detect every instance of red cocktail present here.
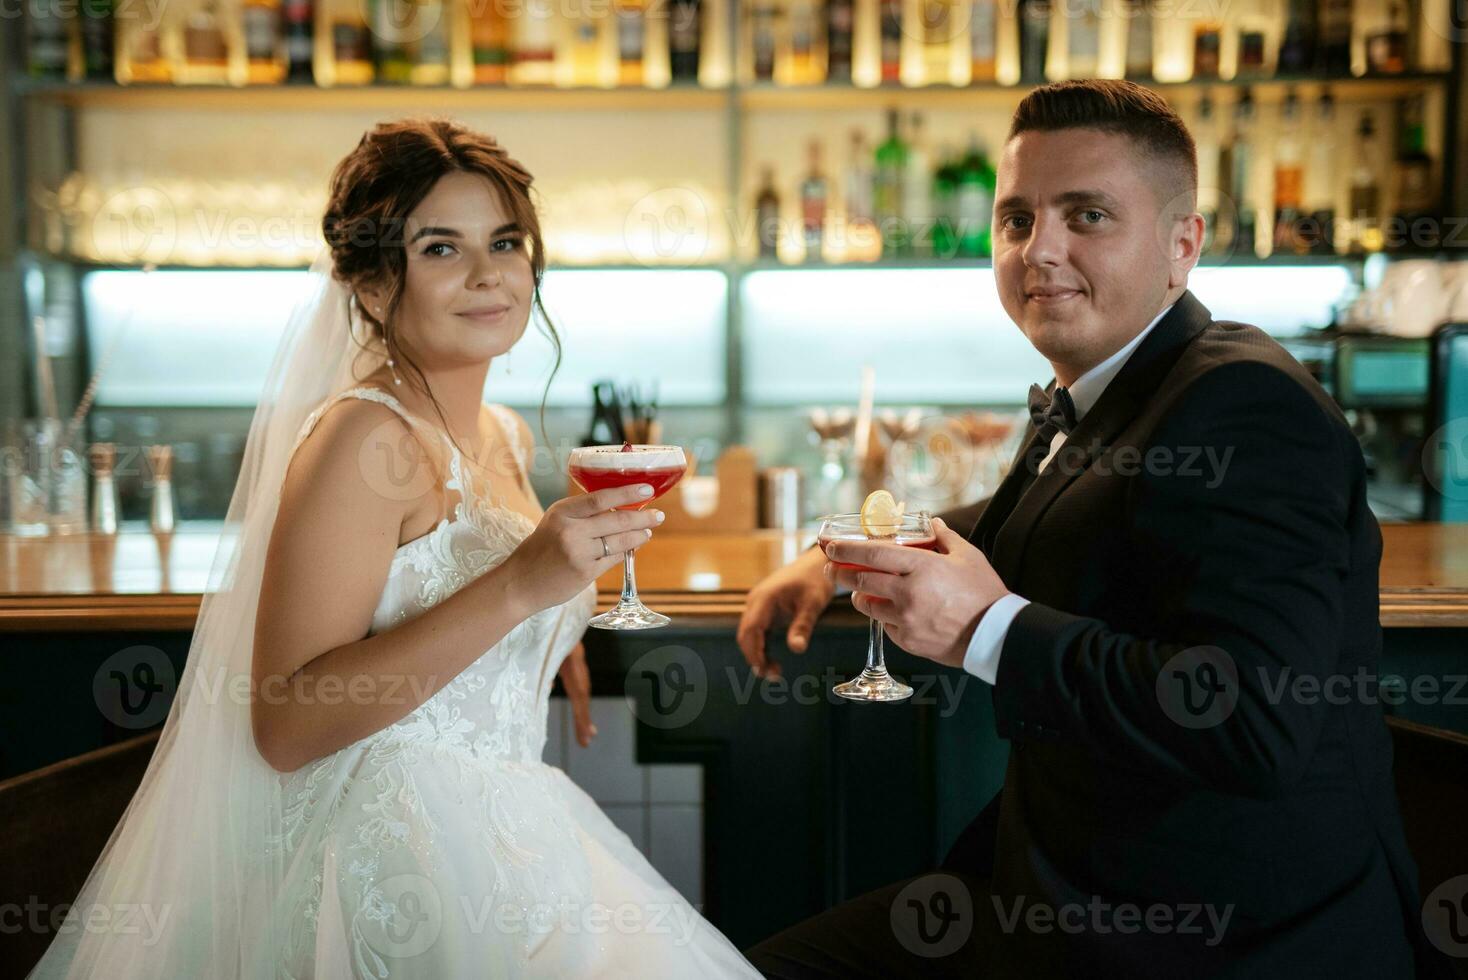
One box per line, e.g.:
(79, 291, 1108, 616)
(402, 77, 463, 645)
(818, 532, 938, 573)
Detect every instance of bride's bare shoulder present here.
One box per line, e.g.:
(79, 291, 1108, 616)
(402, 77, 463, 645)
(282, 393, 435, 515)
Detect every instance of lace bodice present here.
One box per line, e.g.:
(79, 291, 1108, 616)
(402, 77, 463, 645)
(287, 386, 596, 768)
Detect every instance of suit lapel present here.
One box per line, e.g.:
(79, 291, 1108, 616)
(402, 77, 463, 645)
(988, 292, 1214, 584)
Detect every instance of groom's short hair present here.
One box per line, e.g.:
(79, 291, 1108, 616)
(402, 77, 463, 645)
(1009, 79, 1198, 211)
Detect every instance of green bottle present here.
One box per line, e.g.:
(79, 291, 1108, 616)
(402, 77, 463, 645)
(873, 108, 910, 256)
(957, 134, 996, 257)
(931, 145, 961, 259)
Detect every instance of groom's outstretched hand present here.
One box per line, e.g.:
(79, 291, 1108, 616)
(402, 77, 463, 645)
(559, 642, 598, 747)
(823, 517, 1011, 670)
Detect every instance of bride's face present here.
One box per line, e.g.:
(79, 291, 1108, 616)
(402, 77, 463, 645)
(368, 170, 534, 371)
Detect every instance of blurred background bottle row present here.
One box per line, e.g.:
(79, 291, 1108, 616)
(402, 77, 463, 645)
(23, 0, 1455, 90)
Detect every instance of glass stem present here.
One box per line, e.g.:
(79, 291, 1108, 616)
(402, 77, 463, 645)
(866, 616, 887, 676)
(620, 549, 640, 607)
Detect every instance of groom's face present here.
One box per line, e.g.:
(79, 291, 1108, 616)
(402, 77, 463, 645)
(993, 127, 1193, 383)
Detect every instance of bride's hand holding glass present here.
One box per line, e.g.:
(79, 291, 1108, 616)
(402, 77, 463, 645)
(500, 483, 665, 613)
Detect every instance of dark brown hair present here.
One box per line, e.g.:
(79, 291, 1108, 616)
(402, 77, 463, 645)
(1009, 79, 1198, 207)
(322, 117, 561, 447)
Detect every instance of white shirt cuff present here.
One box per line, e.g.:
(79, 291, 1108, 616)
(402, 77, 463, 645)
(962, 593, 1030, 684)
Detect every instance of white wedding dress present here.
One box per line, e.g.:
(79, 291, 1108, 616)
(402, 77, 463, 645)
(270, 386, 760, 979)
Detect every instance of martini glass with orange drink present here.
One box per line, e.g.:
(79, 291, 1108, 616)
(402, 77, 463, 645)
(817, 491, 935, 702)
(569, 443, 688, 629)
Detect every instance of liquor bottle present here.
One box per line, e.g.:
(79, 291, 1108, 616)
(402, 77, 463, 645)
(282, 0, 313, 81)
(560, 2, 613, 86)
(956, 133, 995, 256)
(1366, 0, 1408, 74)
(468, 0, 510, 84)
(827, 0, 854, 81)
(411, 0, 452, 85)
(1192, 20, 1221, 79)
(778, 0, 826, 85)
(1272, 90, 1304, 254)
(116, 4, 172, 82)
(1215, 88, 1256, 255)
(614, 0, 648, 85)
(1276, 0, 1315, 75)
(969, 0, 997, 82)
(26, 4, 71, 78)
(316, 0, 373, 85)
(844, 130, 880, 261)
(668, 0, 701, 81)
(179, 0, 233, 84)
(1017, 0, 1049, 84)
(748, 0, 779, 81)
(1346, 111, 1382, 253)
(1300, 90, 1337, 253)
(1236, 7, 1269, 78)
(756, 166, 782, 258)
(1123, 0, 1152, 79)
(1390, 95, 1438, 250)
(1317, 0, 1351, 76)
(79, 0, 116, 80)
(800, 140, 829, 260)
(904, 112, 933, 255)
(874, 108, 909, 255)
(240, 0, 285, 83)
(918, 0, 961, 86)
(1195, 93, 1220, 251)
(879, 0, 902, 83)
(373, 0, 414, 83)
(1067, 0, 1100, 78)
(931, 144, 960, 257)
(510, 0, 558, 85)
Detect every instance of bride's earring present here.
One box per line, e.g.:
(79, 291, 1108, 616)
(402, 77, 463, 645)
(376, 305, 402, 387)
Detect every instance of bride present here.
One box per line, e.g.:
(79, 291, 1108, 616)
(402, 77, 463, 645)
(29, 119, 760, 978)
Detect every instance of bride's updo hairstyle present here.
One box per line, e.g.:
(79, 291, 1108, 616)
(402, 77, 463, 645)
(322, 117, 561, 435)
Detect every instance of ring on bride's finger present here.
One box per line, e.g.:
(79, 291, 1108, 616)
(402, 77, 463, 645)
(600, 536, 611, 559)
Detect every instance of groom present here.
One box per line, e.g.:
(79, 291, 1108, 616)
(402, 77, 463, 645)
(737, 80, 1441, 977)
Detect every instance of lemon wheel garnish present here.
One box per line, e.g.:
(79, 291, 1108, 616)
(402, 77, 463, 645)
(859, 489, 906, 537)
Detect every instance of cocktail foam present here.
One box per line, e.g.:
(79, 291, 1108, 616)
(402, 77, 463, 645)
(570, 446, 686, 471)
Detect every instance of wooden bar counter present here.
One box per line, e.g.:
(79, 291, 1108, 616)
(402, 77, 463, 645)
(2, 522, 1467, 631)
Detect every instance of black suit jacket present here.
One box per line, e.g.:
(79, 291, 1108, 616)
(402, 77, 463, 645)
(936, 292, 1442, 978)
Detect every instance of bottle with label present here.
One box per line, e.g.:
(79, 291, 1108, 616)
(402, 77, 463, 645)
(1067, 0, 1100, 78)
(373, 0, 414, 83)
(1277, 0, 1315, 74)
(827, 0, 854, 80)
(746, 0, 780, 81)
(756, 165, 782, 259)
(282, 0, 313, 81)
(1018, 0, 1049, 84)
(411, 0, 452, 85)
(1214, 88, 1255, 254)
(510, 0, 558, 85)
(918, 0, 961, 86)
(879, 0, 902, 83)
(1272, 90, 1304, 254)
(26, 5, 71, 78)
(79, 0, 116, 80)
(904, 112, 933, 255)
(957, 133, 995, 256)
(1194, 94, 1220, 252)
(844, 129, 878, 260)
(1366, 0, 1408, 74)
(968, 0, 996, 82)
(179, 0, 236, 84)
(874, 108, 909, 255)
(1192, 20, 1221, 79)
(1347, 111, 1382, 253)
(464, 0, 509, 84)
(931, 144, 960, 257)
(1301, 90, 1337, 253)
(560, 2, 614, 86)
(668, 0, 701, 81)
(116, 2, 173, 82)
(801, 140, 829, 260)
(1390, 95, 1438, 250)
(1123, 0, 1151, 79)
(614, 0, 648, 85)
(240, 0, 285, 83)
(316, 0, 374, 84)
(778, 0, 826, 85)
(1317, 0, 1351, 76)
(1236, 5, 1269, 78)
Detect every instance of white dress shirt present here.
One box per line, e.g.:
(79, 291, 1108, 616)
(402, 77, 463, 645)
(961, 303, 1175, 684)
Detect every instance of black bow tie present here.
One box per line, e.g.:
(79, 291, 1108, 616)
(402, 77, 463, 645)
(1028, 383, 1078, 437)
